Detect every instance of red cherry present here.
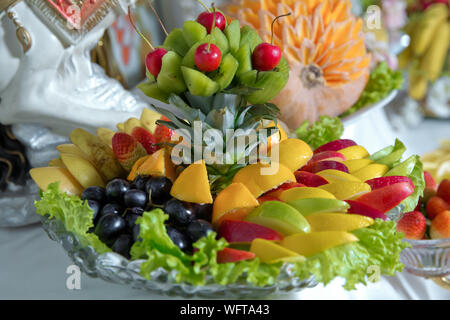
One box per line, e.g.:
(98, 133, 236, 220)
(252, 43, 282, 71)
(145, 48, 168, 78)
(194, 43, 222, 72)
(197, 11, 226, 33)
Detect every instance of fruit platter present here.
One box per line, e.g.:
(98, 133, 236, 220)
(29, 2, 425, 297)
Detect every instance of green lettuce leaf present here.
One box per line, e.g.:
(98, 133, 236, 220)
(370, 139, 406, 168)
(131, 209, 281, 286)
(295, 116, 344, 149)
(35, 183, 110, 254)
(340, 62, 403, 118)
(289, 219, 409, 290)
(386, 155, 425, 212)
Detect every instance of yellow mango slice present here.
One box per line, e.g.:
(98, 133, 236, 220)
(30, 167, 84, 196)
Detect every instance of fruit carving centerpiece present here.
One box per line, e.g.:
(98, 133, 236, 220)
(31, 3, 423, 291)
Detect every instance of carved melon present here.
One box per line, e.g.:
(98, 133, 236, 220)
(224, 0, 371, 129)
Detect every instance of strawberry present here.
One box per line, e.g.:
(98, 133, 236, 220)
(112, 132, 147, 171)
(396, 211, 426, 240)
(437, 179, 450, 204)
(154, 116, 174, 144)
(424, 171, 437, 190)
(430, 210, 450, 239)
(131, 127, 159, 155)
(426, 196, 450, 220)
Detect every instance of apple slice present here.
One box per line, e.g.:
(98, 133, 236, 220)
(279, 187, 336, 202)
(264, 181, 305, 198)
(314, 139, 357, 154)
(287, 198, 350, 216)
(281, 231, 359, 257)
(301, 160, 349, 174)
(257, 195, 281, 204)
(338, 145, 369, 160)
(365, 176, 414, 190)
(294, 171, 328, 187)
(250, 238, 303, 263)
(218, 220, 283, 244)
(245, 201, 311, 235)
(305, 213, 374, 232)
(354, 182, 415, 213)
(345, 200, 387, 220)
(309, 151, 346, 163)
(217, 248, 255, 263)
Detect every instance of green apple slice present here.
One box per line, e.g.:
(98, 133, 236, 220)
(157, 51, 186, 94)
(163, 28, 189, 56)
(211, 53, 239, 91)
(245, 201, 310, 235)
(224, 19, 241, 54)
(182, 21, 207, 47)
(287, 198, 350, 216)
(181, 66, 219, 96)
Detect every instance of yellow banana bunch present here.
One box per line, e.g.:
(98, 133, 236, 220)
(410, 3, 449, 56)
(405, 3, 449, 100)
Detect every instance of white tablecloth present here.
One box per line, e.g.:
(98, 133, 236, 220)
(1, 117, 449, 300)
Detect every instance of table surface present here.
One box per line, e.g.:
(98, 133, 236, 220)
(1, 117, 449, 300)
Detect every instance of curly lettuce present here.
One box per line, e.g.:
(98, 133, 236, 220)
(35, 183, 110, 254)
(295, 116, 344, 149)
(340, 62, 403, 118)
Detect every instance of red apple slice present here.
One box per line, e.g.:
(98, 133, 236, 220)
(294, 171, 329, 187)
(314, 139, 357, 154)
(345, 200, 388, 220)
(264, 181, 305, 198)
(366, 176, 414, 190)
(301, 160, 349, 174)
(217, 248, 255, 263)
(354, 182, 415, 213)
(218, 220, 283, 244)
(310, 151, 346, 163)
(257, 195, 281, 204)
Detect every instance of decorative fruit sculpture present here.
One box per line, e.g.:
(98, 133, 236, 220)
(223, 0, 371, 129)
(30, 4, 420, 291)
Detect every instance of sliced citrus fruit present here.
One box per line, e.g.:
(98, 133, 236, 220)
(278, 187, 336, 202)
(250, 238, 304, 263)
(319, 181, 371, 200)
(339, 145, 369, 160)
(316, 169, 361, 183)
(273, 138, 313, 172)
(136, 148, 176, 181)
(352, 164, 389, 182)
(305, 213, 374, 232)
(281, 231, 359, 257)
(170, 160, 213, 204)
(212, 182, 259, 225)
(264, 120, 288, 151)
(232, 162, 296, 198)
(342, 158, 374, 173)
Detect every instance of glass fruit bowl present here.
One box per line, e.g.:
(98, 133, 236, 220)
(400, 238, 450, 282)
(41, 215, 318, 298)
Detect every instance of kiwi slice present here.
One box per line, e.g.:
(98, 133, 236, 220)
(211, 27, 229, 55)
(181, 66, 219, 96)
(240, 69, 288, 104)
(234, 42, 252, 76)
(137, 81, 169, 103)
(239, 25, 263, 51)
(224, 20, 241, 55)
(163, 28, 189, 56)
(211, 53, 239, 91)
(182, 21, 207, 47)
(157, 51, 186, 94)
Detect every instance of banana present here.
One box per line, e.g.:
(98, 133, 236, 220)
(420, 21, 450, 82)
(411, 3, 448, 56)
(124, 117, 142, 135)
(140, 108, 161, 133)
(408, 66, 428, 100)
(60, 153, 105, 188)
(48, 158, 65, 168)
(70, 128, 125, 181)
(96, 127, 115, 148)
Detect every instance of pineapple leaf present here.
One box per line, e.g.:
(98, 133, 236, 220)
(167, 95, 205, 122)
(222, 85, 261, 96)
